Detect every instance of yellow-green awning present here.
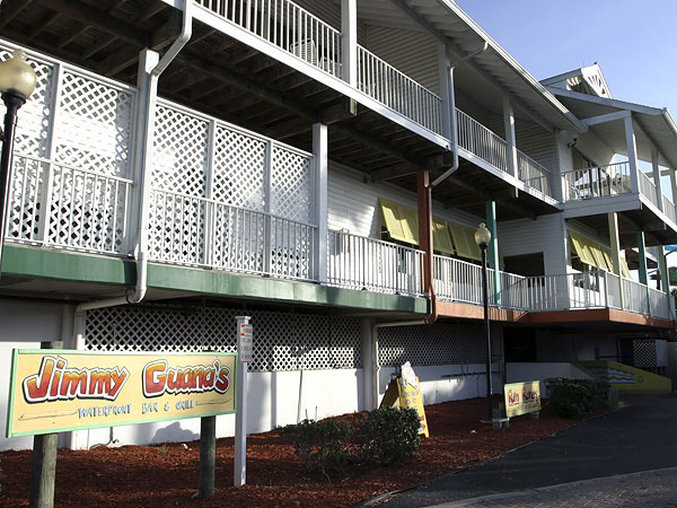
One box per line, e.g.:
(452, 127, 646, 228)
(448, 222, 482, 261)
(378, 198, 418, 246)
(569, 231, 598, 267)
(433, 217, 455, 254)
(620, 255, 631, 278)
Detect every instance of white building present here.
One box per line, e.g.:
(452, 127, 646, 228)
(0, 0, 675, 450)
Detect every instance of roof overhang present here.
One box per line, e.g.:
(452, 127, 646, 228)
(547, 87, 677, 169)
(357, 0, 586, 133)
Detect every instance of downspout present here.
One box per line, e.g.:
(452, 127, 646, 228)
(70, 0, 192, 448)
(73, 0, 193, 323)
(432, 42, 488, 188)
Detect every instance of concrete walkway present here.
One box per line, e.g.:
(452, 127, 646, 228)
(373, 394, 677, 507)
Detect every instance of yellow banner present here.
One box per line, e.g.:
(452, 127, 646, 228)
(504, 380, 541, 418)
(7, 350, 237, 438)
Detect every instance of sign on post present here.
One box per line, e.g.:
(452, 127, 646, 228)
(503, 380, 541, 418)
(238, 323, 253, 363)
(6, 350, 237, 438)
(234, 315, 251, 487)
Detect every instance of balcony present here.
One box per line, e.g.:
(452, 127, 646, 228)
(432, 256, 673, 321)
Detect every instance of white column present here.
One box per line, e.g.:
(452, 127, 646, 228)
(670, 168, 677, 206)
(503, 96, 518, 178)
(234, 315, 251, 487)
(437, 45, 452, 141)
(313, 123, 328, 283)
(608, 212, 624, 308)
(624, 114, 640, 195)
(341, 0, 357, 87)
(651, 145, 664, 211)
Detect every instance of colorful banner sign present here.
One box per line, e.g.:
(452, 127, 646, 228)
(6, 350, 237, 438)
(503, 380, 541, 418)
(396, 375, 429, 438)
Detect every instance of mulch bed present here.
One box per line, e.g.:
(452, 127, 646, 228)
(0, 398, 582, 507)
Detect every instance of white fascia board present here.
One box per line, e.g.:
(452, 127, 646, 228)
(457, 148, 562, 209)
(582, 110, 631, 127)
(548, 87, 667, 118)
(638, 195, 677, 234)
(562, 194, 640, 219)
(162, 0, 450, 150)
(435, 0, 586, 134)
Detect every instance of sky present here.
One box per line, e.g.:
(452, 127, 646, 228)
(455, 0, 677, 116)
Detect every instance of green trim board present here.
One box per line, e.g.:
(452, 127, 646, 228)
(2, 245, 426, 315)
(7, 349, 238, 438)
(148, 264, 428, 314)
(2, 245, 135, 285)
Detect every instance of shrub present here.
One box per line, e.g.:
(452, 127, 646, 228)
(546, 378, 609, 419)
(355, 407, 421, 465)
(280, 418, 353, 481)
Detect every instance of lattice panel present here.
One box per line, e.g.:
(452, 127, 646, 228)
(212, 125, 266, 211)
(85, 304, 362, 372)
(55, 71, 134, 178)
(153, 104, 208, 197)
(149, 190, 206, 265)
(378, 323, 486, 367)
(271, 146, 312, 223)
(7, 155, 46, 243)
(0, 46, 54, 158)
(632, 339, 657, 368)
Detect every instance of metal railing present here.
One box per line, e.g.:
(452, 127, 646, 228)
(432, 258, 672, 319)
(562, 161, 632, 201)
(357, 45, 442, 134)
(150, 188, 316, 281)
(517, 151, 551, 195)
(455, 109, 508, 172)
(7, 153, 133, 255)
(197, 0, 343, 78)
(638, 170, 661, 210)
(328, 230, 424, 297)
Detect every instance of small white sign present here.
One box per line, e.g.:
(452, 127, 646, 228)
(238, 323, 253, 363)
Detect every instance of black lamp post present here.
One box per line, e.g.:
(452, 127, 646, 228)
(0, 49, 37, 275)
(474, 222, 493, 422)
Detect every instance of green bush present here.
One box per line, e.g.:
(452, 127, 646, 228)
(546, 378, 609, 419)
(280, 418, 353, 480)
(355, 407, 421, 465)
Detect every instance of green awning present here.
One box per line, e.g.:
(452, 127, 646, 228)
(433, 217, 455, 254)
(448, 222, 481, 261)
(379, 198, 418, 246)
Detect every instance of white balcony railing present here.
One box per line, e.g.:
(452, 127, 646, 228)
(8, 154, 133, 255)
(456, 109, 508, 171)
(357, 45, 443, 134)
(197, 0, 343, 78)
(517, 151, 551, 196)
(456, 109, 553, 196)
(638, 170, 661, 210)
(328, 230, 424, 297)
(562, 162, 632, 201)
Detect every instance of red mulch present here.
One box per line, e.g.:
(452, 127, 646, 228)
(0, 398, 582, 507)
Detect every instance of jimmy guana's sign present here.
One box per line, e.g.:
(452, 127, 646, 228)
(6, 350, 237, 438)
(503, 380, 541, 418)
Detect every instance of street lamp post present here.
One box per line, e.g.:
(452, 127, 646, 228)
(0, 49, 37, 275)
(474, 222, 493, 422)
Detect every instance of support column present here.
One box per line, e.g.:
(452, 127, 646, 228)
(608, 212, 624, 308)
(670, 168, 677, 208)
(486, 201, 501, 304)
(341, 0, 357, 87)
(503, 96, 518, 178)
(313, 123, 328, 283)
(651, 145, 664, 211)
(360, 318, 375, 410)
(658, 246, 670, 294)
(624, 114, 640, 195)
(636, 231, 651, 315)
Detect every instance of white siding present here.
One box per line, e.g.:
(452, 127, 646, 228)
(515, 119, 556, 171)
(456, 90, 504, 136)
(364, 26, 440, 94)
(498, 214, 568, 276)
(328, 162, 482, 239)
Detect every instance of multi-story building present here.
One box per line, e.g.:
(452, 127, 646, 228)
(0, 0, 674, 450)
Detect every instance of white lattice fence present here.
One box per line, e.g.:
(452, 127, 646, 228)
(2, 41, 136, 256)
(151, 99, 315, 279)
(378, 323, 486, 367)
(85, 304, 362, 371)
